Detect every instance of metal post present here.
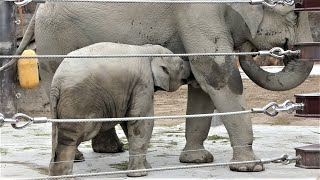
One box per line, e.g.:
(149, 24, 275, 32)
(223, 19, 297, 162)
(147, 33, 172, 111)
(0, 1, 17, 116)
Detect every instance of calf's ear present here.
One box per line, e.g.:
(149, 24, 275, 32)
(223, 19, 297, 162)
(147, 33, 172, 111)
(151, 57, 170, 92)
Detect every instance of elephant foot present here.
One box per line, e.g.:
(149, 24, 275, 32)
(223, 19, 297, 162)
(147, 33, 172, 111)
(229, 146, 264, 172)
(92, 140, 125, 153)
(126, 156, 150, 177)
(179, 148, 214, 163)
(49, 144, 76, 176)
(74, 149, 85, 162)
(92, 128, 125, 153)
(144, 159, 152, 169)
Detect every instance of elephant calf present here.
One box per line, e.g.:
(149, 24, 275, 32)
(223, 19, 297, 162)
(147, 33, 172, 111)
(49, 42, 190, 177)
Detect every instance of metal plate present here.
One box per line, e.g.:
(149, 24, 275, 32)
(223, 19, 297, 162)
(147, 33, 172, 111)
(295, 0, 320, 11)
(294, 42, 320, 62)
(295, 144, 320, 169)
(295, 93, 320, 118)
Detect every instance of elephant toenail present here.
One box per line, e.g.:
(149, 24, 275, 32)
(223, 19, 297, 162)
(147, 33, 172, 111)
(253, 164, 264, 172)
(238, 166, 248, 171)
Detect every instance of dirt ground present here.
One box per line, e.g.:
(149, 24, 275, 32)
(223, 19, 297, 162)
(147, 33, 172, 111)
(154, 76, 320, 127)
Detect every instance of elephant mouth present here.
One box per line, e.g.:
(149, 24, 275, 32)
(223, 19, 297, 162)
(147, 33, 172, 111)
(154, 86, 166, 92)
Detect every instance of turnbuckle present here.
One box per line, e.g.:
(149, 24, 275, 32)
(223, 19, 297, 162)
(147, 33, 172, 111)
(251, 100, 304, 117)
(275, 100, 304, 114)
(258, 47, 300, 59)
(0, 113, 47, 129)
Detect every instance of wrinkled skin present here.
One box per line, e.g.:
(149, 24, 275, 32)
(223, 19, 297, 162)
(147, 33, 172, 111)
(49, 43, 190, 176)
(17, 2, 314, 173)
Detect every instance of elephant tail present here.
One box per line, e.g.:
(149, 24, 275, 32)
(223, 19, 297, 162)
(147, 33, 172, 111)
(16, 3, 39, 56)
(0, 5, 37, 72)
(50, 86, 59, 163)
(15, 6, 37, 56)
(50, 87, 59, 119)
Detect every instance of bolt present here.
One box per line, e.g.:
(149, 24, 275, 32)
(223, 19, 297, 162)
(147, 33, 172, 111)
(15, 93, 21, 99)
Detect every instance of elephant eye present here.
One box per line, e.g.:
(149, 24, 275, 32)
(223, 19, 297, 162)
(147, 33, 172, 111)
(179, 65, 184, 71)
(161, 66, 169, 74)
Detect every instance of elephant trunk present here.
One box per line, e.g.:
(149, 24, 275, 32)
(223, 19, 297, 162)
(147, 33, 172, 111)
(239, 12, 314, 91)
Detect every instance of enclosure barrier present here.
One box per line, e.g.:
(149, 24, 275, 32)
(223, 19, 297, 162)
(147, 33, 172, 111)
(0, 100, 308, 179)
(4, 0, 296, 7)
(0, 100, 304, 129)
(0, 47, 300, 72)
(0, 0, 315, 178)
(0, 47, 300, 59)
(19, 154, 300, 180)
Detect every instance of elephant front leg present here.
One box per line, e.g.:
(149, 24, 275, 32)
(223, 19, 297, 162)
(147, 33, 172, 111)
(92, 127, 125, 153)
(180, 85, 214, 163)
(191, 55, 264, 172)
(126, 120, 154, 177)
(223, 113, 264, 172)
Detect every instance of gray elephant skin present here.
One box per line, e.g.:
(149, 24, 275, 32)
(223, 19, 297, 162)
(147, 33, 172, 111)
(17, 1, 314, 174)
(49, 42, 190, 176)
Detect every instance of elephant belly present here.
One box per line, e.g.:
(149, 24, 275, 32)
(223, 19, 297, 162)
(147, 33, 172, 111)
(81, 122, 103, 142)
(56, 121, 118, 144)
(83, 122, 119, 141)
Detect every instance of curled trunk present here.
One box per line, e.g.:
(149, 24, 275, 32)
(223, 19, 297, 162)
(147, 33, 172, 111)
(239, 42, 314, 91)
(239, 12, 314, 91)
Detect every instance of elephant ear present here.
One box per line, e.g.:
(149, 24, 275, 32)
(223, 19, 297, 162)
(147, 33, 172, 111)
(230, 4, 264, 39)
(151, 57, 170, 92)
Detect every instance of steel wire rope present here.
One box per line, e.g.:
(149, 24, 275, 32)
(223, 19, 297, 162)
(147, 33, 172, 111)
(3, 0, 256, 4)
(19, 155, 291, 180)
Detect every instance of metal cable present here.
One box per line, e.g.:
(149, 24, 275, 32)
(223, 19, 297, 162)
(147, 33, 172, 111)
(1, 100, 303, 129)
(5, 0, 255, 4)
(20, 155, 286, 180)
(0, 52, 260, 59)
(46, 110, 251, 123)
(4, 0, 297, 7)
(0, 47, 300, 72)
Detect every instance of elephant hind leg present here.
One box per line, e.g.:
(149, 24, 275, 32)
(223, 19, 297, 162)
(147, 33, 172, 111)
(49, 122, 83, 175)
(92, 127, 125, 153)
(49, 143, 77, 176)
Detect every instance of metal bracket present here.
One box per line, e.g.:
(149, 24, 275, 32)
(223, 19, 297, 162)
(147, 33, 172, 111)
(271, 154, 301, 165)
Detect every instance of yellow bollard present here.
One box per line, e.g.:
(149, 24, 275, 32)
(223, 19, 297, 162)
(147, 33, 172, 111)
(18, 49, 39, 89)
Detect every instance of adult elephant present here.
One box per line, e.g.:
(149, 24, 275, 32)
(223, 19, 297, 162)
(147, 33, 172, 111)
(16, 0, 314, 172)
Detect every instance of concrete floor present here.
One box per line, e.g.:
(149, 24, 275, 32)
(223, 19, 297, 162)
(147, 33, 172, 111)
(1, 122, 319, 179)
